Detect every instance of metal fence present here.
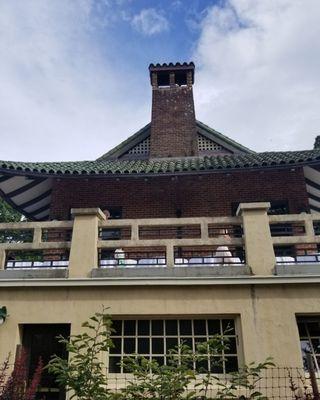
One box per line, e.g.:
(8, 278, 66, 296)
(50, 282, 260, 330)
(1, 367, 319, 399)
(104, 367, 320, 399)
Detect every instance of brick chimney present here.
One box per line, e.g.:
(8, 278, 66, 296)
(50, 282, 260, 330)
(314, 135, 320, 149)
(149, 62, 198, 158)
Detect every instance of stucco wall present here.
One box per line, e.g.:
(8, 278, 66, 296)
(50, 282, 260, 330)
(1, 283, 319, 368)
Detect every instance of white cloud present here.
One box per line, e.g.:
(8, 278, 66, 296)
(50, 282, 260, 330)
(193, 0, 320, 151)
(131, 8, 169, 36)
(0, 0, 149, 161)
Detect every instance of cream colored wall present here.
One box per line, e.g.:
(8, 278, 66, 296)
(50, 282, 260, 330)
(1, 283, 319, 368)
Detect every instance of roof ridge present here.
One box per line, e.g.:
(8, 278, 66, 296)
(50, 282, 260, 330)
(97, 120, 254, 161)
(97, 123, 150, 161)
(196, 120, 254, 154)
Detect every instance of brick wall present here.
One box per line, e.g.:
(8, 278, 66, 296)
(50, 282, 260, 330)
(50, 167, 309, 220)
(149, 85, 198, 158)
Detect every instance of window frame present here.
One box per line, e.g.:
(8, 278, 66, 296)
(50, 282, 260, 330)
(297, 316, 320, 372)
(107, 316, 241, 375)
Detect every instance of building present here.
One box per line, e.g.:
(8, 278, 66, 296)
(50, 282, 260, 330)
(0, 62, 320, 399)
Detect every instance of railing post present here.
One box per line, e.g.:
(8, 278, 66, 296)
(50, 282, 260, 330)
(33, 227, 42, 245)
(0, 249, 5, 270)
(131, 222, 139, 241)
(237, 202, 276, 275)
(166, 244, 174, 268)
(304, 214, 315, 237)
(68, 208, 106, 278)
(200, 220, 209, 240)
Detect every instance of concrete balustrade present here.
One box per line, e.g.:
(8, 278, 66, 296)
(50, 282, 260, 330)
(0, 203, 320, 278)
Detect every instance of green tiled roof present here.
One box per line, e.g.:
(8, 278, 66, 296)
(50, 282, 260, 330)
(1, 150, 320, 177)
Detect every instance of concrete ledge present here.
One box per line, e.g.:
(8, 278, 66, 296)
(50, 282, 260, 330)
(0, 269, 68, 279)
(274, 264, 320, 276)
(71, 207, 106, 220)
(236, 202, 271, 215)
(91, 265, 251, 278)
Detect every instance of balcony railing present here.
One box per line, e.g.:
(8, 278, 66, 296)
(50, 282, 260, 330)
(0, 204, 320, 279)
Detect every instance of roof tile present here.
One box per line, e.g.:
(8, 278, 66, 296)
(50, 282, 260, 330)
(0, 150, 320, 177)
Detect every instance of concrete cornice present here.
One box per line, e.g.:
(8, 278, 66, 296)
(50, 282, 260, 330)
(1, 275, 320, 287)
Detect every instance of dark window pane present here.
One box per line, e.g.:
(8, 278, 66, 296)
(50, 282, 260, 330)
(225, 337, 237, 354)
(138, 320, 149, 335)
(124, 338, 135, 354)
(297, 322, 307, 336)
(152, 338, 164, 354)
(124, 320, 136, 335)
(123, 358, 135, 374)
(166, 320, 178, 335)
(166, 337, 178, 351)
(109, 356, 121, 373)
(225, 356, 238, 373)
(194, 320, 206, 335)
(182, 357, 194, 370)
(194, 337, 207, 353)
(138, 338, 150, 354)
(112, 320, 122, 336)
(222, 319, 235, 334)
(211, 357, 223, 373)
(180, 320, 192, 335)
(180, 337, 192, 349)
(208, 320, 221, 335)
(110, 338, 121, 354)
(152, 356, 164, 367)
(152, 320, 163, 335)
(311, 339, 320, 354)
(308, 322, 320, 336)
(196, 357, 209, 373)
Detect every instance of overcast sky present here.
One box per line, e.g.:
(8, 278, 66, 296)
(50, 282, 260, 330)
(0, 0, 319, 162)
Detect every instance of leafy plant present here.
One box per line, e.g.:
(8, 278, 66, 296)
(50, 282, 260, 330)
(0, 350, 42, 400)
(120, 344, 197, 400)
(0, 198, 22, 223)
(214, 358, 275, 400)
(48, 307, 115, 400)
(194, 334, 230, 399)
(287, 368, 313, 400)
(48, 309, 275, 400)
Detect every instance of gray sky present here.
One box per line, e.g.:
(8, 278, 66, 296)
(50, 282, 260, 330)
(0, 0, 320, 162)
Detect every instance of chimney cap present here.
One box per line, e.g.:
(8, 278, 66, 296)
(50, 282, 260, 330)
(149, 62, 195, 85)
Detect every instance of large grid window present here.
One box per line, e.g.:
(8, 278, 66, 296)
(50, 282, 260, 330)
(297, 317, 320, 371)
(109, 318, 238, 374)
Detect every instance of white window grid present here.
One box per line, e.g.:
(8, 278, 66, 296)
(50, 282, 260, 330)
(108, 318, 238, 374)
(297, 318, 320, 371)
(198, 134, 223, 151)
(127, 137, 150, 155)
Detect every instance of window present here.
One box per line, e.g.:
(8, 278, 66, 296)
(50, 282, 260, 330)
(297, 316, 320, 371)
(100, 207, 123, 240)
(109, 318, 238, 374)
(101, 207, 122, 220)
